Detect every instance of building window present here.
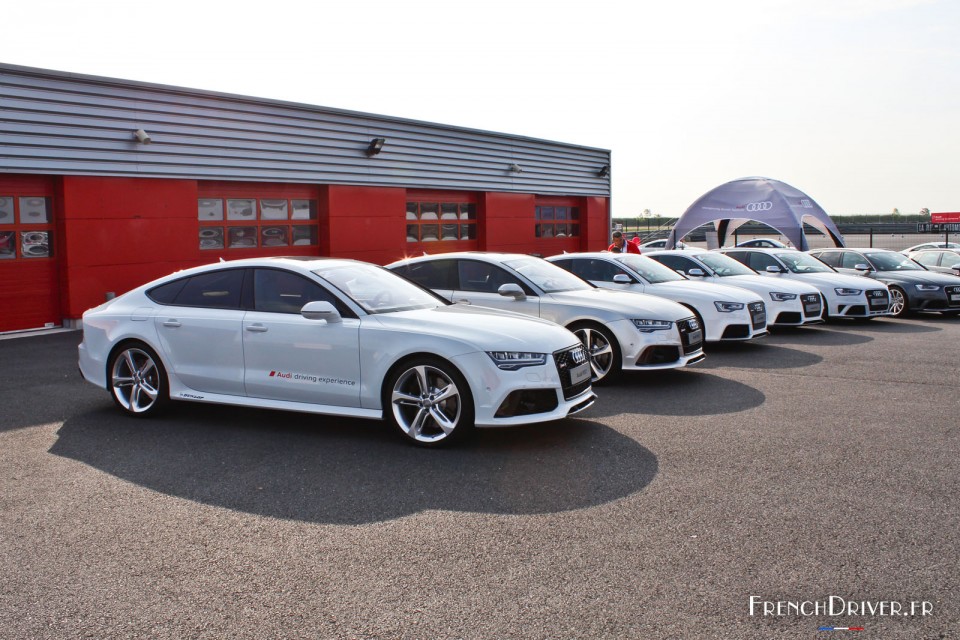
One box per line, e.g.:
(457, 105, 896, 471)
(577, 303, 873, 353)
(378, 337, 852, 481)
(197, 197, 318, 250)
(535, 206, 580, 239)
(406, 201, 477, 243)
(0, 195, 53, 260)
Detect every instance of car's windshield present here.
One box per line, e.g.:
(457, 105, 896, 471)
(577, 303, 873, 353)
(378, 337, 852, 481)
(865, 252, 925, 272)
(313, 263, 443, 314)
(775, 251, 835, 274)
(503, 258, 592, 293)
(695, 252, 756, 276)
(617, 255, 686, 283)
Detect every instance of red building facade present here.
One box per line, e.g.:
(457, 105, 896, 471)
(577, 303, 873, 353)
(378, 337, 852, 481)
(0, 65, 611, 333)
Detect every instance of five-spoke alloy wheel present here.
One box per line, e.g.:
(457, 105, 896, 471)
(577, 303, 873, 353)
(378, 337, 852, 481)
(570, 323, 621, 384)
(386, 357, 474, 446)
(109, 344, 168, 417)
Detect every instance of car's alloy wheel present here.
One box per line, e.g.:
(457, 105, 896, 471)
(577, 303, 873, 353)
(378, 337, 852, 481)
(109, 344, 168, 416)
(570, 323, 621, 384)
(387, 359, 474, 446)
(889, 287, 907, 317)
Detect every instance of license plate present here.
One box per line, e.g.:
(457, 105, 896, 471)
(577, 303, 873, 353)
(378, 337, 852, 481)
(951, 294, 960, 302)
(569, 363, 591, 385)
(688, 329, 703, 345)
(804, 305, 820, 314)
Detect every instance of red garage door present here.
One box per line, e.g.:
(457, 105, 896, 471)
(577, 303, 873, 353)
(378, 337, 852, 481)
(0, 176, 60, 333)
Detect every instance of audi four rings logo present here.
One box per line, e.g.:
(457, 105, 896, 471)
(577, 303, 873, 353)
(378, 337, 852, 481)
(745, 201, 773, 212)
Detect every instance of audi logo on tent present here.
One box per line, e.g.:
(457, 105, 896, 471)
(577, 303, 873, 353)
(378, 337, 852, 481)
(745, 201, 773, 212)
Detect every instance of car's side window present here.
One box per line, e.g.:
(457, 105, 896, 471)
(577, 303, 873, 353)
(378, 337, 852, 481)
(815, 252, 840, 267)
(457, 260, 525, 293)
(746, 252, 778, 272)
(147, 278, 188, 305)
(914, 252, 940, 267)
(394, 259, 458, 290)
(564, 258, 621, 282)
(724, 251, 748, 266)
(840, 252, 866, 269)
(254, 268, 349, 315)
(168, 269, 246, 309)
(652, 254, 696, 275)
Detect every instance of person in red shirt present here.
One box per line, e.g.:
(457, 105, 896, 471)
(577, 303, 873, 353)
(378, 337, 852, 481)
(608, 231, 641, 254)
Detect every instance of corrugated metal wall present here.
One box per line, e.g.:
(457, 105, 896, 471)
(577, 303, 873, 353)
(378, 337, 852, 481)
(0, 64, 611, 196)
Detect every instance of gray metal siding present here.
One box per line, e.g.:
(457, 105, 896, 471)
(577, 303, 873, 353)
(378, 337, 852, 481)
(1, 64, 611, 196)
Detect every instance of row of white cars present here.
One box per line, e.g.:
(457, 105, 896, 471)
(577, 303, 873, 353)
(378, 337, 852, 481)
(77, 245, 915, 447)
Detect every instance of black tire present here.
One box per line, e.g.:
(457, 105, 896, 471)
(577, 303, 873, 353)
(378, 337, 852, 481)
(569, 322, 622, 384)
(383, 356, 475, 447)
(888, 286, 908, 317)
(107, 342, 169, 417)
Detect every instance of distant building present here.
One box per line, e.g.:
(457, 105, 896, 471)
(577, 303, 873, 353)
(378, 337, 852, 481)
(0, 64, 611, 332)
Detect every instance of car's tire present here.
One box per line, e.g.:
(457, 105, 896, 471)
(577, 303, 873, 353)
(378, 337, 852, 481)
(383, 356, 475, 447)
(108, 342, 169, 417)
(568, 322, 621, 385)
(888, 286, 908, 317)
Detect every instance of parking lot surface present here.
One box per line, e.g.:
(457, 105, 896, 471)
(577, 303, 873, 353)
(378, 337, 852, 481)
(1, 319, 958, 639)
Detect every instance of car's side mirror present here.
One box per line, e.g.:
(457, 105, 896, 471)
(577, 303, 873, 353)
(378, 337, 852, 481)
(854, 263, 872, 272)
(498, 283, 526, 300)
(951, 264, 960, 276)
(687, 268, 706, 277)
(765, 265, 784, 274)
(612, 274, 631, 284)
(301, 300, 342, 323)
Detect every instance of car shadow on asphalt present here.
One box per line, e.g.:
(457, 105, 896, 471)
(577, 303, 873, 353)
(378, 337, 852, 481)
(697, 341, 823, 370)
(48, 404, 657, 526)
(823, 316, 946, 333)
(587, 370, 765, 417)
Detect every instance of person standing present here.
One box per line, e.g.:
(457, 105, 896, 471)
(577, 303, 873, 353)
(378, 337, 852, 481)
(608, 231, 641, 254)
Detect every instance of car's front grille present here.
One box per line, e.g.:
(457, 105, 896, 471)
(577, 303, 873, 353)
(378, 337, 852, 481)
(554, 344, 591, 401)
(867, 289, 889, 310)
(801, 293, 822, 317)
(748, 301, 766, 328)
(676, 316, 703, 354)
(945, 285, 960, 307)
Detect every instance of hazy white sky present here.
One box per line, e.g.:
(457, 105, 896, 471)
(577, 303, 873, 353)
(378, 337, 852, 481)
(3, 0, 957, 216)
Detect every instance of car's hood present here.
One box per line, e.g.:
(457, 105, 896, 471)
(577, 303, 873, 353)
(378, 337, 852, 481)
(373, 304, 579, 351)
(547, 288, 692, 320)
(876, 270, 960, 286)
(719, 274, 819, 294)
(784, 272, 887, 290)
(645, 280, 761, 302)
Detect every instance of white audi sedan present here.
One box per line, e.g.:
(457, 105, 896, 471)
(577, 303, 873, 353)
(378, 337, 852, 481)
(719, 248, 892, 320)
(644, 249, 824, 327)
(547, 252, 768, 342)
(78, 257, 597, 447)
(387, 252, 705, 384)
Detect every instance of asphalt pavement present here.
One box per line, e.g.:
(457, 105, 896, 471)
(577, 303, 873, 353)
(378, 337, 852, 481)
(1, 318, 957, 639)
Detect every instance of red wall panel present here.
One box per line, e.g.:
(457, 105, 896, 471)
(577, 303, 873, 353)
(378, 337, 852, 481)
(327, 185, 407, 265)
(59, 177, 198, 318)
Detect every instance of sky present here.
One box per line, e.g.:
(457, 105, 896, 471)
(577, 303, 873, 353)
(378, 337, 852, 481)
(2, 0, 958, 217)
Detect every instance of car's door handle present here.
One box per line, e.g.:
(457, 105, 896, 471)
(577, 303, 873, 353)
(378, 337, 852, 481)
(245, 324, 268, 333)
(162, 320, 182, 328)
(454, 298, 471, 304)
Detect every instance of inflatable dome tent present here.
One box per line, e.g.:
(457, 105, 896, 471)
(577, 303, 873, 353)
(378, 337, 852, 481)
(666, 177, 845, 251)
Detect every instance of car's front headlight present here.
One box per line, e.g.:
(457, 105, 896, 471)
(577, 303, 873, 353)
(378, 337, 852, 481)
(486, 351, 548, 370)
(834, 288, 862, 296)
(916, 284, 940, 291)
(714, 301, 745, 312)
(769, 292, 797, 301)
(632, 319, 674, 333)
